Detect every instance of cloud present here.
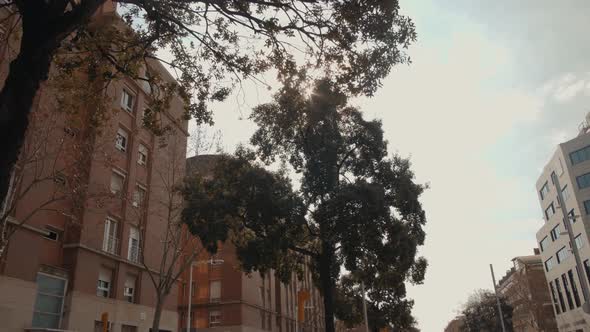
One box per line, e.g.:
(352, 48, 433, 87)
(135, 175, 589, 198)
(541, 72, 590, 102)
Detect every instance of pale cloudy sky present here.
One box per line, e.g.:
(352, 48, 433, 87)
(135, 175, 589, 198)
(189, 1, 590, 330)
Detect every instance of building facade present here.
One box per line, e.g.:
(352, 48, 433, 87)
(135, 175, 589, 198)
(0, 3, 188, 332)
(535, 113, 590, 332)
(497, 252, 558, 332)
(180, 155, 325, 332)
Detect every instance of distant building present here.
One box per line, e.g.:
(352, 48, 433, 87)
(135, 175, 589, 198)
(443, 316, 464, 332)
(179, 155, 325, 332)
(497, 251, 558, 332)
(535, 112, 590, 331)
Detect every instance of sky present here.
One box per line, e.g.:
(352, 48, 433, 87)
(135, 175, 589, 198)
(187, 1, 590, 331)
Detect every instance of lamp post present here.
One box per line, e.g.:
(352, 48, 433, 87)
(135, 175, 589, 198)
(186, 258, 225, 332)
(489, 264, 507, 332)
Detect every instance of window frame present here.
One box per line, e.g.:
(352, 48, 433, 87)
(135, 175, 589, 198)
(545, 256, 555, 271)
(540, 182, 550, 200)
(577, 172, 590, 189)
(546, 202, 556, 220)
(540, 236, 549, 252)
(110, 169, 126, 195)
(97, 268, 112, 298)
(32, 272, 68, 329)
(575, 234, 584, 250)
(209, 310, 222, 327)
(209, 280, 221, 303)
(127, 225, 140, 263)
(115, 128, 129, 152)
(121, 89, 136, 114)
(557, 246, 570, 263)
(137, 144, 149, 166)
(551, 224, 561, 241)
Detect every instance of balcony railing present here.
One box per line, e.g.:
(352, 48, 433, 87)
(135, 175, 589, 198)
(102, 235, 119, 255)
(128, 244, 142, 263)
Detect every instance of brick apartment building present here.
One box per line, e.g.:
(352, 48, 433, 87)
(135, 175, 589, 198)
(497, 252, 558, 332)
(0, 2, 188, 331)
(180, 155, 326, 332)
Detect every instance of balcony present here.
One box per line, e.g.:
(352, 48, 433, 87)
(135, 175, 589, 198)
(102, 235, 119, 255)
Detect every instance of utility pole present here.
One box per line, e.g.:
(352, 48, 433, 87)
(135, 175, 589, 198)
(489, 264, 507, 332)
(187, 261, 194, 332)
(361, 282, 370, 332)
(552, 172, 590, 312)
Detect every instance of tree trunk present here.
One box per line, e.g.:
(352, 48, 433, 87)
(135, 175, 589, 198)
(152, 295, 165, 332)
(0, 30, 57, 210)
(319, 240, 336, 332)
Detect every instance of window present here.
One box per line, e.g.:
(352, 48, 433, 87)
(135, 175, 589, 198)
(110, 171, 125, 195)
(568, 270, 582, 308)
(124, 276, 136, 303)
(562, 274, 575, 310)
(585, 260, 590, 296)
(550, 224, 561, 241)
(557, 246, 570, 263)
(97, 268, 112, 298)
(540, 236, 549, 252)
(540, 182, 550, 200)
(32, 273, 67, 329)
(570, 145, 590, 165)
(210, 280, 221, 302)
(132, 184, 147, 208)
(115, 128, 129, 152)
(577, 172, 590, 189)
(209, 310, 221, 327)
(555, 278, 567, 313)
(191, 282, 196, 296)
(575, 234, 584, 250)
(549, 281, 561, 314)
(568, 209, 577, 223)
(94, 321, 113, 332)
(121, 89, 135, 113)
(545, 257, 555, 271)
(121, 325, 137, 332)
(43, 226, 61, 241)
(546, 203, 556, 220)
(102, 218, 118, 254)
(138, 144, 148, 165)
(562, 185, 570, 201)
(127, 225, 140, 263)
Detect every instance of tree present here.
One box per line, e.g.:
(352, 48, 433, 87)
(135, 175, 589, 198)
(182, 78, 428, 332)
(125, 127, 207, 331)
(0, 0, 417, 212)
(461, 290, 513, 332)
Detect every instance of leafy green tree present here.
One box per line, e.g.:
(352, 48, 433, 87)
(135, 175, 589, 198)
(182, 78, 427, 332)
(461, 290, 513, 332)
(0, 0, 416, 213)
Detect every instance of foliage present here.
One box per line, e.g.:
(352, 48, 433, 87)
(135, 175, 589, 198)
(182, 78, 427, 331)
(461, 289, 513, 332)
(0, 0, 417, 206)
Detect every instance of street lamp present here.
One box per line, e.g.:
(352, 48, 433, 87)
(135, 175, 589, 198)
(187, 258, 225, 332)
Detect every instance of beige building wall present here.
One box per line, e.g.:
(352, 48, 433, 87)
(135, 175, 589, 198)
(536, 117, 590, 332)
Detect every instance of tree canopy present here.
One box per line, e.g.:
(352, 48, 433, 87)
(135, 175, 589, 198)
(182, 78, 427, 332)
(461, 290, 513, 332)
(0, 0, 417, 206)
